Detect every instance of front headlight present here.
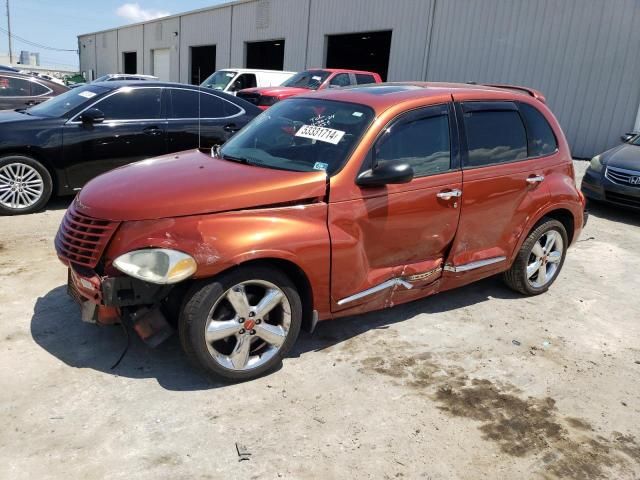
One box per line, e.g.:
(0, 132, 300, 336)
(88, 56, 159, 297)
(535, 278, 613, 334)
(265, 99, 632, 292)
(589, 155, 603, 173)
(113, 249, 197, 284)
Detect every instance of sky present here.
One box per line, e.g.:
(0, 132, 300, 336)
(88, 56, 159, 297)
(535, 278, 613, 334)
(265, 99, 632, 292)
(0, 1, 227, 70)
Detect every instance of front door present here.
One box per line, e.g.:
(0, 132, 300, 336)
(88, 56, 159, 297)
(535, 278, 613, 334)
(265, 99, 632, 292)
(443, 99, 553, 287)
(62, 87, 168, 188)
(329, 104, 462, 313)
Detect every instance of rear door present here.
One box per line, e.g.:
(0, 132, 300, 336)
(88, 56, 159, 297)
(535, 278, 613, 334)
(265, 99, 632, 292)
(166, 87, 244, 152)
(329, 103, 462, 312)
(443, 99, 556, 285)
(62, 87, 167, 188)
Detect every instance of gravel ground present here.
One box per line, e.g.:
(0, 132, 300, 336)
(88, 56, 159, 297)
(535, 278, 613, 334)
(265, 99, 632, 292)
(0, 160, 639, 479)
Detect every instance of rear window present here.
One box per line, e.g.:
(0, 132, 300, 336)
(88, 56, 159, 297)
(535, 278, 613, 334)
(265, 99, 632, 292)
(462, 107, 527, 167)
(518, 102, 558, 157)
(355, 74, 376, 85)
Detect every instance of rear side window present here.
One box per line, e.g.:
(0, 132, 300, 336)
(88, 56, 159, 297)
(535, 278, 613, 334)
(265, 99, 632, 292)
(97, 88, 162, 120)
(376, 106, 451, 177)
(518, 103, 558, 157)
(462, 105, 527, 167)
(171, 88, 239, 119)
(355, 74, 376, 85)
(30, 82, 50, 96)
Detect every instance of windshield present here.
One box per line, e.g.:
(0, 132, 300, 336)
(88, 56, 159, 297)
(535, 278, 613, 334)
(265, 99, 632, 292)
(281, 70, 331, 90)
(631, 135, 640, 146)
(93, 75, 111, 82)
(26, 84, 109, 118)
(220, 98, 374, 175)
(201, 70, 237, 90)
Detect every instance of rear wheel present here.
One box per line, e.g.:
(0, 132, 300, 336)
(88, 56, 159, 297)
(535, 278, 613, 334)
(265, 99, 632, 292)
(0, 155, 52, 215)
(503, 218, 568, 295)
(179, 266, 302, 381)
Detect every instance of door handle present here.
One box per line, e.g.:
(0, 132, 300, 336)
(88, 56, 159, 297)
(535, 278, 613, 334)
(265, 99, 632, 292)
(436, 189, 462, 200)
(143, 126, 162, 136)
(223, 123, 241, 133)
(526, 174, 545, 184)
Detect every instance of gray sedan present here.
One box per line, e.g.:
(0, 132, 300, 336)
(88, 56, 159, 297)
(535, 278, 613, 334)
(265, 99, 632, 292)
(581, 132, 640, 210)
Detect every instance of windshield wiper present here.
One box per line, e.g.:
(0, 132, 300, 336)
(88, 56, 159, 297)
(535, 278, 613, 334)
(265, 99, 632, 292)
(222, 153, 253, 165)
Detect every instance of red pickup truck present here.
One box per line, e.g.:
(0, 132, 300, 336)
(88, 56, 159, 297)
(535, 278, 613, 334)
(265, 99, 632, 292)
(236, 68, 382, 109)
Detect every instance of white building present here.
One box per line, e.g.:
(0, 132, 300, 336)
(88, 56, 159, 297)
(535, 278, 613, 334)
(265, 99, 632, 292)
(78, 0, 640, 158)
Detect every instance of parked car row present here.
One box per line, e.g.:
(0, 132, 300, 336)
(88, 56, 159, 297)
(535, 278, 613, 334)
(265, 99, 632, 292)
(51, 81, 587, 381)
(0, 81, 260, 214)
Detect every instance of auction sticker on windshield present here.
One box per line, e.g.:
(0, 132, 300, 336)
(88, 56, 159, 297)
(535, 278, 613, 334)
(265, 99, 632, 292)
(295, 125, 345, 145)
(78, 91, 97, 99)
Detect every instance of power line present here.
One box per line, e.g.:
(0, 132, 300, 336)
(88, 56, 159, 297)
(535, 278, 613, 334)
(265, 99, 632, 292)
(0, 25, 77, 52)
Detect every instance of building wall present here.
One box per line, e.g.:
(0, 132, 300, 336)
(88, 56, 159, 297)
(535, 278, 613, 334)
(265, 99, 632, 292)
(179, 7, 233, 83)
(426, 0, 640, 158)
(230, 0, 310, 71)
(96, 30, 118, 77)
(307, 0, 434, 81)
(78, 34, 97, 80)
(117, 25, 144, 74)
(142, 16, 181, 80)
(78, 0, 640, 157)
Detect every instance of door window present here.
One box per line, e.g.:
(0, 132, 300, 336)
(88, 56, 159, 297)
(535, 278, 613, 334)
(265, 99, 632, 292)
(462, 103, 527, 167)
(355, 74, 376, 85)
(375, 106, 451, 177)
(329, 73, 352, 88)
(0, 75, 31, 96)
(170, 88, 240, 119)
(95, 88, 162, 120)
(517, 102, 558, 157)
(229, 73, 257, 92)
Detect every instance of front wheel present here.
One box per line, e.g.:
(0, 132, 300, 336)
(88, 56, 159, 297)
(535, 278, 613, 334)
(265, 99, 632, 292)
(503, 218, 568, 295)
(179, 266, 302, 381)
(0, 155, 53, 215)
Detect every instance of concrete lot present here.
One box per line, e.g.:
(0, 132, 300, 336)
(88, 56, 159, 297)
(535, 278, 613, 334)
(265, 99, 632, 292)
(0, 161, 638, 479)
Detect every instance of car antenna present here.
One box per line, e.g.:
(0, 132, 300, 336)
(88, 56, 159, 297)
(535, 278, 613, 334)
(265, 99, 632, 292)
(198, 67, 202, 150)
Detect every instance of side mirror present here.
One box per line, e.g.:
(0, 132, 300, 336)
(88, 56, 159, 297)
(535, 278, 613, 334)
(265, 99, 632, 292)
(80, 108, 104, 125)
(621, 132, 636, 143)
(356, 160, 414, 187)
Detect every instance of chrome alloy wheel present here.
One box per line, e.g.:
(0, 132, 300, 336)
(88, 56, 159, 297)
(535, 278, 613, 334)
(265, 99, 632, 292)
(527, 229, 564, 288)
(204, 280, 292, 371)
(0, 162, 44, 210)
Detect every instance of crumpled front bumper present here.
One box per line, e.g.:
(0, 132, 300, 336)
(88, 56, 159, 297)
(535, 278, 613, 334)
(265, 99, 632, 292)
(67, 265, 175, 345)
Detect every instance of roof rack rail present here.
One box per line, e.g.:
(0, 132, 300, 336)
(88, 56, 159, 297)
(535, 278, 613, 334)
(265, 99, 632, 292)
(484, 83, 546, 103)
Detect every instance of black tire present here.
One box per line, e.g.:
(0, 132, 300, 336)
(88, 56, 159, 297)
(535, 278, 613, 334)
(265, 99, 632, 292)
(179, 265, 302, 382)
(0, 155, 53, 215)
(503, 218, 568, 296)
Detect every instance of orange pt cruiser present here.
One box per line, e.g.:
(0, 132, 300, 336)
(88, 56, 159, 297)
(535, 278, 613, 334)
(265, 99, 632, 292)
(55, 83, 586, 381)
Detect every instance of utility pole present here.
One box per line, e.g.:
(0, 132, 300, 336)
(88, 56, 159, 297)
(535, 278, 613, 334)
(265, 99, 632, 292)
(5, 0, 12, 64)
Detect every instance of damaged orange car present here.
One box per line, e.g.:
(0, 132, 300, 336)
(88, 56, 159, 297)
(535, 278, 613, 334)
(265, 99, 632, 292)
(55, 83, 586, 381)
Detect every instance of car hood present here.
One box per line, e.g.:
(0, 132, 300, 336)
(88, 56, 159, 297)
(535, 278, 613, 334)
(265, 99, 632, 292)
(239, 86, 312, 98)
(0, 109, 44, 124)
(75, 149, 328, 221)
(602, 143, 640, 171)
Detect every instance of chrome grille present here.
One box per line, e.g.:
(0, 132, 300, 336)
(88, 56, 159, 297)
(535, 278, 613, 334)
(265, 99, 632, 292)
(55, 206, 119, 268)
(605, 166, 640, 187)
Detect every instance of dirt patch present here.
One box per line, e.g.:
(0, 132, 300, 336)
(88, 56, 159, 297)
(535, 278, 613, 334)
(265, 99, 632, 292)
(360, 353, 640, 479)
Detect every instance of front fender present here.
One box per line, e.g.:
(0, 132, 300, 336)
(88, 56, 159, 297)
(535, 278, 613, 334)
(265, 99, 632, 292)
(104, 202, 331, 316)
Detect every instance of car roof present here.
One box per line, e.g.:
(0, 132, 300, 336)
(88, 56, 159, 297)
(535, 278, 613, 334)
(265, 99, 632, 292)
(92, 80, 215, 89)
(296, 82, 540, 114)
(217, 68, 296, 74)
(0, 70, 65, 86)
(306, 68, 380, 75)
